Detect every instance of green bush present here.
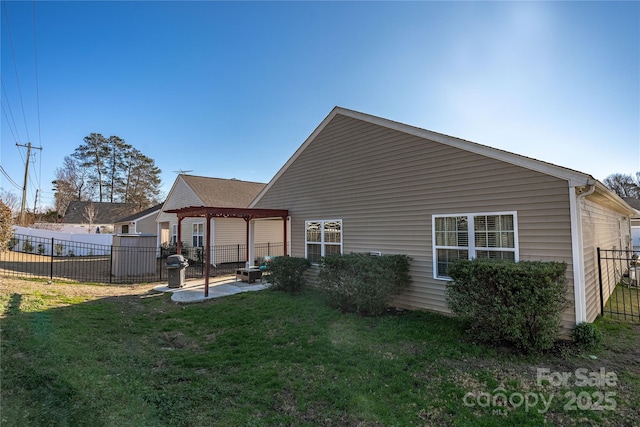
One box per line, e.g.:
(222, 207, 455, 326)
(572, 322, 603, 349)
(0, 201, 12, 252)
(318, 253, 412, 316)
(23, 239, 34, 253)
(447, 259, 567, 352)
(7, 237, 18, 251)
(265, 256, 311, 293)
(54, 243, 64, 256)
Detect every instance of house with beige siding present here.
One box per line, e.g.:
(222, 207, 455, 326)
(157, 175, 283, 264)
(114, 203, 163, 235)
(250, 107, 635, 333)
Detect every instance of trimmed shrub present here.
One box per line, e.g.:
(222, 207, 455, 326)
(447, 259, 567, 352)
(572, 322, 603, 349)
(318, 253, 412, 316)
(23, 239, 34, 253)
(0, 201, 12, 252)
(265, 256, 311, 293)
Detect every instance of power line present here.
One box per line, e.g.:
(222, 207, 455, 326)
(0, 165, 22, 190)
(2, 0, 31, 143)
(1, 100, 19, 143)
(1, 78, 22, 144)
(31, 0, 42, 149)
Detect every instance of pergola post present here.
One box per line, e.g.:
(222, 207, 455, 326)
(247, 219, 255, 268)
(177, 217, 183, 255)
(283, 216, 288, 256)
(204, 214, 212, 297)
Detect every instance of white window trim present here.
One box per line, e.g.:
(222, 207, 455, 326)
(171, 224, 178, 244)
(305, 219, 343, 264)
(432, 211, 519, 280)
(192, 222, 204, 247)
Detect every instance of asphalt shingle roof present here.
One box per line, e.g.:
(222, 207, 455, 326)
(115, 203, 163, 223)
(180, 175, 266, 208)
(62, 201, 142, 225)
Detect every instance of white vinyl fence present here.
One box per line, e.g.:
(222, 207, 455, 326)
(11, 226, 113, 256)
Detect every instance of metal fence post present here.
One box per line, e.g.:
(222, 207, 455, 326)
(109, 245, 113, 284)
(597, 247, 604, 316)
(50, 237, 54, 282)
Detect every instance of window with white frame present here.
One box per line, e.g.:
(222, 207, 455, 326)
(192, 223, 204, 247)
(305, 220, 342, 264)
(171, 224, 178, 245)
(433, 212, 518, 279)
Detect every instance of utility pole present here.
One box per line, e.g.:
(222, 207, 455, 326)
(16, 142, 43, 224)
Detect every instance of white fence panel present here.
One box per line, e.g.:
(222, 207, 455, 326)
(11, 226, 113, 256)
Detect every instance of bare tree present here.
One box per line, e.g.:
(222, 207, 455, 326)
(603, 172, 640, 198)
(53, 156, 93, 216)
(83, 202, 99, 233)
(0, 189, 20, 216)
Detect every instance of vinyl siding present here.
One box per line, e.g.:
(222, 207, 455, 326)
(254, 114, 577, 329)
(135, 215, 158, 235)
(581, 197, 631, 322)
(157, 177, 203, 224)
(210, 218, 283, 246)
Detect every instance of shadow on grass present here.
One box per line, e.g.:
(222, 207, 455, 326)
(4, 293, 22, 316)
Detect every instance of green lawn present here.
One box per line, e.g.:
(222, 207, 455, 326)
(604, 283, 640, 321)
(1, 279, 639, 426)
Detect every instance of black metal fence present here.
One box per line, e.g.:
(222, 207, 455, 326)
(1, 233, 284, 284)
(597, 248, 639, 322)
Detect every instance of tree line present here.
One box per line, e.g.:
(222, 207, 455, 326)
(603, 172, 640, 199)
(53, 133, 162, 216)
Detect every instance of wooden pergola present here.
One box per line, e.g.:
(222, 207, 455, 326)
(164, 206, 289, 297)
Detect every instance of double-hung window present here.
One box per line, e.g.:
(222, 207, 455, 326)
(171, 224, 178, 245)
(305, 220, 342, 264)
(433, 212, 518, 279)
(192, 223, 204, 247)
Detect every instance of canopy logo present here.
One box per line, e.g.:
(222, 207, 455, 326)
(462, 367, 618, 416)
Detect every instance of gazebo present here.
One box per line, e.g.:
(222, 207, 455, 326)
(164, 206, 289, 297)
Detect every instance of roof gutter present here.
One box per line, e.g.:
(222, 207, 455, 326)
(569, 179, 596, 324)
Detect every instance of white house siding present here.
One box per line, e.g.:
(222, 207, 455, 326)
(136, 214, 158, 235)
(254, 114, 577, 330)
(255, 219, 285, 245)
(198, 218, 283, 246)
(581, 197, 632, 322)
(157, 177, 204, 246)
(157, 177, 203, 226)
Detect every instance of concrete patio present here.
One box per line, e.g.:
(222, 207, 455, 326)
(153, 275, 270, 303)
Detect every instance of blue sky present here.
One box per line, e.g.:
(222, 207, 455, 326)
(1, 1, 638, 210)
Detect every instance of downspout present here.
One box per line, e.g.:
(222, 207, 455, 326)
(569, 181, 596, 324)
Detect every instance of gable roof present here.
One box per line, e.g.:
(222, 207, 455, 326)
(114, 203, 163, 223)
(251, 107, 634, 216)
(179, 175, 266, 208)
(623, 197, 640, 210)
(62, 201, 141, 225)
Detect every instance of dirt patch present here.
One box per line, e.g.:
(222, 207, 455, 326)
(0, 276, 155, 299)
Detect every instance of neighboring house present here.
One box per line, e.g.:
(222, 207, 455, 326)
(251, 107, 635, 333)
(623, 198, 640, 251)
(61, 201, 142, 234)
(156, 175, 283, 261)
(114, 203, 163, 235)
